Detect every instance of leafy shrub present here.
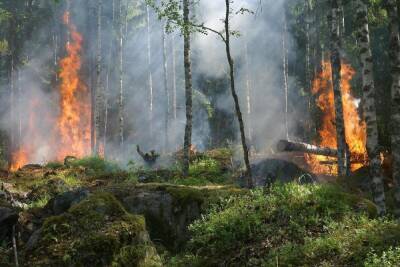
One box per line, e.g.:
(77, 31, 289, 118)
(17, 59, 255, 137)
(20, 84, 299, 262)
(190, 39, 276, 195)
(183, 183, 388, 266)
(365, 247, 400, 267)
(45, 161, 64, 169)
(70, 156, 120, 175)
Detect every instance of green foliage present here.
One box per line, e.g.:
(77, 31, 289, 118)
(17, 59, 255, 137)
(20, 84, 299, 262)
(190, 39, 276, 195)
(45, 161, 64, 169)
(365, 247, 400, 267)
(70, 156, 121, 175)
(181, 183, 385, 266)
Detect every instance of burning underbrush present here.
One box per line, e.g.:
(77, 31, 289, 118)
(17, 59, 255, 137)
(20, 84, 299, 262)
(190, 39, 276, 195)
(10, 11, 91, 171)
(306, 60, 367, 175)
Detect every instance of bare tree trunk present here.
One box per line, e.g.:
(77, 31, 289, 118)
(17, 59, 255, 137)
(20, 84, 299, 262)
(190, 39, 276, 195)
(94, 0, 103, 155)
(355, 0, 386, 216)
(146, 5, 154, 139)
(244, 42, 253, 142)
(224, 0, 252, 187)
(162, 22, 170, 153)
(282, 12, 289, 139)
(182, 0, 193, 177)
(172, 34, 177, 122)
(103, 0, 115, 157)
(386, 0, 400, 217)
(330, 0, 349, 176)
(118, 0, 124, 150)
(17, 68, 21, 152)
(9, 55, 15, 156)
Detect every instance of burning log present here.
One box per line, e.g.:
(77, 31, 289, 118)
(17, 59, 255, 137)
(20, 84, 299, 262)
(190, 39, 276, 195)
(277, 140, 338, 157)
(277, 139, 366, 160)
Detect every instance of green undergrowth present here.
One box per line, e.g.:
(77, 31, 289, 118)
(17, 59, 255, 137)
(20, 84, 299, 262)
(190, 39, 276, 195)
(24, 192, 162, 267)
(69, 156, 121, 176)
(166, 183, 400, 266)
(131, 148, 235, 186)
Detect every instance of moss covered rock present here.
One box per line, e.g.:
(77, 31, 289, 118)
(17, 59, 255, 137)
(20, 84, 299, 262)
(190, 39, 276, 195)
(24, 192, 161, 267)
(105, 183, 244, 251)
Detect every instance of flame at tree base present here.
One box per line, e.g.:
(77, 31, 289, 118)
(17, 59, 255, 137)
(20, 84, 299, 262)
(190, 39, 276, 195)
(10, 11, 91, 171)
(306, 60, 368, 175)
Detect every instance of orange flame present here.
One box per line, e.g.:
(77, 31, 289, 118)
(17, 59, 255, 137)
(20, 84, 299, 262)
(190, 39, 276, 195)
(10, 99, 41, 171)
(10, 11, 91, 171)
(56, 11, 91, 160)
(306, 60, 367, 175)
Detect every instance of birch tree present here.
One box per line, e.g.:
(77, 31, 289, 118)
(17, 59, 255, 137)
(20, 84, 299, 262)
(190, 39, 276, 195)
(355, 0, 386, 216)
(94, 0, 103, 155)
(118, 0, 124, 149)
(162, 22, 170, 153)
(146, 5, 154, 139)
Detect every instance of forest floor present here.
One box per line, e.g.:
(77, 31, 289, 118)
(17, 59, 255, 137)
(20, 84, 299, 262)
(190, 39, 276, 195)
(0, 149, 400, 266)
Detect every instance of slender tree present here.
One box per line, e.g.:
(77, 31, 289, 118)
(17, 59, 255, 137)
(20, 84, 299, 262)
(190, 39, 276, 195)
(162, 21, 170, 153)
(329, 0, 349, 176)
(94, 0, 103, 155)
(244, 42, 253, 142)
(182, 0, 193, 177)
(386, 0, 400, 217)
(282, 12, 289, 139)
(118, 0, 124, 150)
(103, 0, 116, 157)
(355, 0, 386, 216)
(223, 0, 252, 186)
(146, 5, 154, 139)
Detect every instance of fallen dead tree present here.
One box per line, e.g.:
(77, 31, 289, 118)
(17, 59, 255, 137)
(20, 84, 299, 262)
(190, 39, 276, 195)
(277, 139, 366, 161)
(277, 140, 338, 157)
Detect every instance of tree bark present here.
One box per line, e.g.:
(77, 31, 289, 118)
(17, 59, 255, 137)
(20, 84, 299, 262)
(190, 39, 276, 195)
(244, 42, 253, 142)
(386, 0, 400, 217)
(172, 34, 177, 122)
(282, 12, 289, 139)
(355, 0, 386, 215)
(103, 0, 115, 157)
(330, 0, 349, 176)
(94, 0, 103, 155)
(224, 0, 252, 187)
(182, 0, 193, 177)
(118, 0, 124, 149)
(162, 22, 170, 153)
(146, 5, 154, 139)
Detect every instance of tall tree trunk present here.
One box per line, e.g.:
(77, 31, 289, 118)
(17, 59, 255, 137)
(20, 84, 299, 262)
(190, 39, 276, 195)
(282, 12, 289, 139)
(118, 0, 124, 150)
(182, 0, 193, 177)
(330, 0, 349, 176)
(146, 5, 154, 139)
(386, 0, 400, 217)
(172, 34, 177, 122)
(104, 0, 116, 157)
(224, 0, 253, 187)
(9, 55, 15, 157)
(356, 0, 386, 216)
(162, 22, 170, 153)
(94, 0, 103, 155)
(244, 42, 253, 142)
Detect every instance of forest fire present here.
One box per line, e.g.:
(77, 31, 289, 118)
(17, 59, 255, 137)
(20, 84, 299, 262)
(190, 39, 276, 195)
(305, 60, 367, 175)
(56, 11, 91, 160)
(10, 12, 90, 170)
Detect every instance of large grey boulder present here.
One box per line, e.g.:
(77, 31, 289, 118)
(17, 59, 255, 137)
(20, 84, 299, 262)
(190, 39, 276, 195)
(249, 158, 316, 187)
